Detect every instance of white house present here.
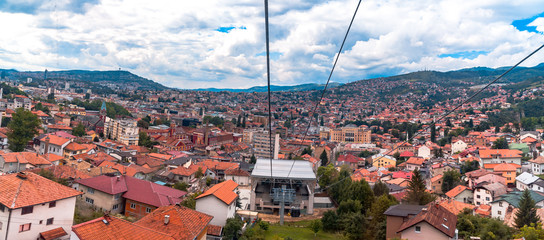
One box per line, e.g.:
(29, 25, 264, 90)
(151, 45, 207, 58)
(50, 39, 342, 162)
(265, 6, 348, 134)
(529, 156, 544, 175)
(490, 190, 544, 220)
(473, 182, 507, 206)
(224, 169, 251, 185)
(516, 172, 540, 191)
(195, 180, 238, 226)
(0, 152, 52, 173)
(417, 145, 431, 159)
(451, 140, 468, 153)
(39, 135, 71, 157)
(0, 172, 81, 240)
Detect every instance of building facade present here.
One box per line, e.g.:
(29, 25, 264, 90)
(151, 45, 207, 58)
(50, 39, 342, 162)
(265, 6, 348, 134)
(104, 118, 139, 146)
(326, 124, 371, 144)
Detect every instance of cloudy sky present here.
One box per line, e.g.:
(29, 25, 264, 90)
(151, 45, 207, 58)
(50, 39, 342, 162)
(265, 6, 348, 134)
(0, 0, 543, 89)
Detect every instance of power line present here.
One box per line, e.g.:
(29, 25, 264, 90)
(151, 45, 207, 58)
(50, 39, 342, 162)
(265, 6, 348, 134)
(286, 0, 363, 178)
(322, 42, 544, 191)
(264, 0, 273, 178)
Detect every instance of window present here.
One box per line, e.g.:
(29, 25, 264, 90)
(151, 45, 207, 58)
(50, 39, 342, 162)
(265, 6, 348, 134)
(146, 207, 152, 213)
(21, 206, 33, 215)
(486, 197, 490, 201)
(19, 223, 31, 232)
(498, 211, 502, 215)
(113, 204, 119, 210)
(49, 201, 56, 208)
(477, 195, 481, 199)
(130, 203, 136, 209)
(88, 188, 94, 194)
(415, 226, 421, 233)
(499, 202, 503, 207)
(0, 204, 4, 212)
(46, 218, 54, 225)
(0, 221, 2, 230)
(85, 197, 94, 204)
(115, 194, 121, 200)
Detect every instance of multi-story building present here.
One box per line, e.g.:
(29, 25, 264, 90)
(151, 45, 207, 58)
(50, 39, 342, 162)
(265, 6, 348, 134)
(0, 172, 81, 240)
(252, 130, 279, 159)
(104, 117, 139, 145)
(324, 124, 371, 143)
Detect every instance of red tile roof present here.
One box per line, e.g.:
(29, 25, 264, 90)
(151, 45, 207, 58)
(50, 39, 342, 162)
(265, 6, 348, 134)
(39, 134, 71, 146)
(40, 227, 68, 240)
(65, 142, 87, 151)
(479, 149, 522, 159)
(76, 175, 128, 195)
(224, 168, 250, 177)
(445, 185, 469, 198)
(406, 157, 425, 165)
(0, 172, 82, 209)
(1, 152, 52, 166)
(337, 154, 361, 163)
(397, 204, 457, 238)
(122, 176, 186, 207)
(135, 205, 213, 240)
(196, 180, 238, 205)
(72, 215, 174, 240)
(207, 225, 222, 236)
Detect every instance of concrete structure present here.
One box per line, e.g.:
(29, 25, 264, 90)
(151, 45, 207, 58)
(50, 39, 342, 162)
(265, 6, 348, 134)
(252, 130, 279, 159)
(104, 117, 139, 146)
(195, 180, 238, 226)
(250, 159, 317, 215)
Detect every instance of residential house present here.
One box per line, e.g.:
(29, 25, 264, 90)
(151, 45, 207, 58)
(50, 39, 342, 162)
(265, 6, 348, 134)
(0, 152, 52, 173)
(417, 145, 431, 159)
(529, 156, 544, 175)
(430, 174, 443, 194)
(195, 180, 239, 226)
(479, 149, 522, 166)
(71, 205, 213, 240)
(445, 185, 473, 204)
(438, 199, 476, 215)
(406, 157, 425, 171)
(372, 154, 396, 168)
(395, 204, 458, 240)
(337, 154, 360, 169)
(485, 163, 521, 185)
(515, 172, 544, 193)
(0, 172, 81, 240)
(224, 168, 251, 185)
(383, 204, 426, 240)
(451, 140, 467, 153)
(490, 190, 544, 220)
(465, 169, 506, 188)
(76, 175, 186, 219)
(473, 182, 507, 206)
(63, 142, 88, 159)
(38, 135, 71, 157)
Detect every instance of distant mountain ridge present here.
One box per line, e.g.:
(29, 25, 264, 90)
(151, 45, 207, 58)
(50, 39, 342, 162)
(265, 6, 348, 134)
(0, 69, 168, 90)
(195, 82, 344, 92)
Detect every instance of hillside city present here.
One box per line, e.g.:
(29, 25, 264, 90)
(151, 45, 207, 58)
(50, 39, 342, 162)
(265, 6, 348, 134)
(1, 66, 544, 240)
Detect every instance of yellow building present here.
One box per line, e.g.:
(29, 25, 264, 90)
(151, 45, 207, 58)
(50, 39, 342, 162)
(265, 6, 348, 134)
(372, 154, 396, 168)
(326, 124, 371, 143)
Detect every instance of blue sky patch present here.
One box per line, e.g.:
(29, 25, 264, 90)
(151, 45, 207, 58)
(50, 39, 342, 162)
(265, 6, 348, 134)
(512, 12, 544, 33)
(256, 51, 283, 60)
(439, 50, 488, 60)
(216, 26, 246, 33)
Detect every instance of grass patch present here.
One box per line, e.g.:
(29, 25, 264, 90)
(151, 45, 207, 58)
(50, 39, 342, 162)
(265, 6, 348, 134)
(263, 221, 344, 240)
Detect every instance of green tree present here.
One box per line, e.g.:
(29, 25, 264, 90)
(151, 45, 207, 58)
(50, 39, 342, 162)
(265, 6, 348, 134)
(320, 150, 328, 166)
(195, 167, 204, 178)
(358, 150, 374, 158)
(173, 182, 188, 191)
(137, 119, 149, 129)
(441, 170, 461, 194)
(461, 160, 480, 174)
(309, 219, 322, 236)
(223, 216, 244, 240)
(47, 92, 55, 102)
(337, 199, 362, 216)
(72, 123, 86, 137)
(515, 189, 541, 229)
(344, 213, 367, 240)
(8, 108, 41, 152)
(430, 123, 436, 143)
(372, 181, 389, 197)
(403, 169, 436, 205)
(181, 192, 200, 209)
(368, 195, 398, 240)
(250, 154, 257, 164)
(514, 223, 544, 240)
(492, 137, 509, 149)
(321, 210, 339, 232)
(301, 146, 312, 156)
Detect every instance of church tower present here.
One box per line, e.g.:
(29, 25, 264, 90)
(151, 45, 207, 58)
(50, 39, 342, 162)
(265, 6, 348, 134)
(100, 101, 107, 121)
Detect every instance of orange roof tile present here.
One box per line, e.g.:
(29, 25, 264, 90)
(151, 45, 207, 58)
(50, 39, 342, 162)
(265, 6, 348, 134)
(1, 152, 52, 166)
(135, 205, 213, 240)
(439, 199, 476, 215)
(0, 172, 81, 209)
(492, 163, 520, 172)
(196, 180, 238, 205)
(65, 142, 87, 151)
(445, 185, 469, 198)
(431, 174, 443, 183)
(479, 149, 522, 159)
(72, 215, 174, 240)
(40, 135, 70, 146)
(40, 227, 68, 240)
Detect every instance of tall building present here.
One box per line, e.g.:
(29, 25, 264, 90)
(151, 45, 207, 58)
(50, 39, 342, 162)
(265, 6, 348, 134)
(104, 118, 139, 145)
(324, 124, 371, 143)
(252, 130, 279, 159)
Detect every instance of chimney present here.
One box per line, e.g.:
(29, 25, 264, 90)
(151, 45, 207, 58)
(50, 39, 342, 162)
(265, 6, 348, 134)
(164, 215, 170, 225)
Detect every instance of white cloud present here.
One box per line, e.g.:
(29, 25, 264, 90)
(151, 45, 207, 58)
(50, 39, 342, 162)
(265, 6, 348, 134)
(0, 0, 543, 89)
